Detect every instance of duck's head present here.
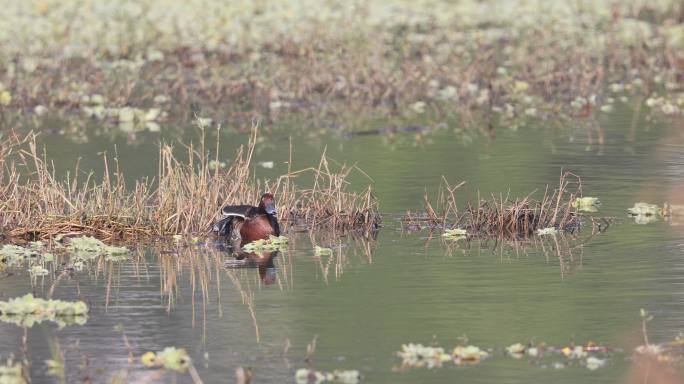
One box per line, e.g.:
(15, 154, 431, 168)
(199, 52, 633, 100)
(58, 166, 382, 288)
(259, 193, 277, 215)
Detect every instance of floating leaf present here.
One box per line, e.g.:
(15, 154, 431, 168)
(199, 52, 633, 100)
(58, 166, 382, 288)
(561, 346, 587, 359)
(628, 202, 660, 224)
(397, 343, 451, 369)
(67, 236, 129, 262)
(443, 228, 467, 240)
(242, 236, 288, 252)
(452, 345, 489, 364)
(140, 352, 156, 368)
(0, 358, 24, 384)
(506, 343, 526, 357)
(572, 197, 600, 212)
(140, 347, 191, 373)
(627, 202, 659, 216)
(0, 294, 88, 328)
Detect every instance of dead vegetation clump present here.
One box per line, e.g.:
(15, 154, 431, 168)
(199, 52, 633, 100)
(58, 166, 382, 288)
(402, 173, 605, 237)
(0, 127, 380, 241)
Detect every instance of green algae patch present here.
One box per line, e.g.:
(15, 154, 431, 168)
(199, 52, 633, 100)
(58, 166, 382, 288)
(67, 236, 129, 261)
(443, 228, 467, 240)
(396, 339, 615, 371)
(0, 243, 45, 265)
(242, 235, 289, 252)
(0, 358, 25, 384)
(571, 197, 601, 212)
(140, 347, 191, 373)
(396, 343, 455, 369)
(452, 345, 489, 364)
(0, 294, 88, 328)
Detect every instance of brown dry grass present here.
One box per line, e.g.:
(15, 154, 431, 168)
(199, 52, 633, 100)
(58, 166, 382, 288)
(402, 172, 605, 237)
(0, 125, 380, 241)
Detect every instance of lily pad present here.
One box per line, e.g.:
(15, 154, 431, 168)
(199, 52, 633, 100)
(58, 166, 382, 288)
(443, 228, 467, 240)
(139, 347, 191, 373)
(452, 345, 489, 364)
(0, 294, 88, 328)
(0, 358, 24, 384)
(242, 235, 288, 252)
(627, 202, 659, 216)
(572, 197, 600, 212)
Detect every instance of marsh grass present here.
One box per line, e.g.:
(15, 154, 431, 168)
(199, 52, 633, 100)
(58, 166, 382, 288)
(0, 125, 380, 241)
(2, 1, 684, 134)
(402, 172, 604, 237)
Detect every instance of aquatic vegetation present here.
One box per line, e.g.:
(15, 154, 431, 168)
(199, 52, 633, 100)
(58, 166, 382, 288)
(627, 202, 660, 216)
(0, 294, 88, 328)
(398, 339, 615, 372)
(396, 343, 452, 369)
(571, 197, 601, 212)
(506, 343, 527, 357)
(405, 173, 598, 237)
(442, 228, 467, 240)
(451, 345, 489, 364)
(0, 131, 380, 240)
(295, 368, 360, 384)
(0, 242, 51, 264)
(628, 202, 661, 224)
(0, 242, 54, 274)
(242, 235, 289, 252)
(139, 347, 191, 373)
(0, 358, 25, 384)
(561, 346, 588, 359)
(67, 236, 129, 262)
(0, 0, 683, 135)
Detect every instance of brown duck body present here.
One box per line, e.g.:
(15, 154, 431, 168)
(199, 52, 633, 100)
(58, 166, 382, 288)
(213, 193, 280, 247)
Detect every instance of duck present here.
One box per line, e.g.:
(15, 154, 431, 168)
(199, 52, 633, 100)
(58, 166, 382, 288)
(213, 193, 280, 247)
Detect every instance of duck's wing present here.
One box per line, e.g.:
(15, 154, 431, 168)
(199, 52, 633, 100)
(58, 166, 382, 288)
(221, 204, 256, 218)
(212, 216, 234, 235)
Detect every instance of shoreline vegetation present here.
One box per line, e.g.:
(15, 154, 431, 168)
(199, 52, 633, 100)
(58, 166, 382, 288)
(1, 1, 684, 133)
(403, 173, 607, 237)
(0, 126, 381, 241)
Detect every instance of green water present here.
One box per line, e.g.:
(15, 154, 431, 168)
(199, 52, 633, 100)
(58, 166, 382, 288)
(2, 109, 684, 383)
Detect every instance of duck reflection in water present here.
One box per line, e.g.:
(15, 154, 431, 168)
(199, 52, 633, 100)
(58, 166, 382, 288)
(224, 250, 279, 285)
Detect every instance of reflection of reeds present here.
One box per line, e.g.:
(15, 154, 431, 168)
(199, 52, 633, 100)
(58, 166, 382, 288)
(403, 172, 600, 237)
(0, 127, 380, 241)
(437, 229, 599, 279)
(309, 232, 377, 283)
(226, 270, 261, 343)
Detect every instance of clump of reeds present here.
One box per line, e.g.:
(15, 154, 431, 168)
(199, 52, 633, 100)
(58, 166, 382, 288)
(0, 126, 380, 241)
(403, 172, 596, 237)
